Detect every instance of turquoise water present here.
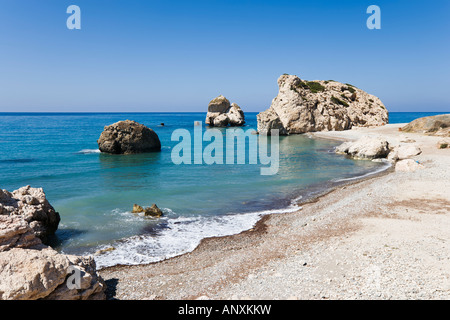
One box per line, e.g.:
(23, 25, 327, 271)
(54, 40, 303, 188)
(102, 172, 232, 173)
(0, 112, 443, 268)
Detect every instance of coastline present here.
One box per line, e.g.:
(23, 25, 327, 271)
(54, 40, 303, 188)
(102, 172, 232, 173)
(99, 123, 450, 300)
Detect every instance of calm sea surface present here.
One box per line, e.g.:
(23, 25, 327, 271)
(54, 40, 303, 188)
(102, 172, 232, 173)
(0, 112, 446, 268)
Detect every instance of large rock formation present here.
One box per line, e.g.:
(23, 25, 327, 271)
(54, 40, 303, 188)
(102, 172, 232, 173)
(257, 74, 388, 135)
(0, 214, 105, 300)
(98, 120, 161, 154)
(402, 114, 450, 137)
(0, 186, 60, 244)
(205, 95, 245, 127)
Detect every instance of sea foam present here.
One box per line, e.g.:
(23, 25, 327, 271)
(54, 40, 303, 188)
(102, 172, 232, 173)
(94, 204, 301, 269)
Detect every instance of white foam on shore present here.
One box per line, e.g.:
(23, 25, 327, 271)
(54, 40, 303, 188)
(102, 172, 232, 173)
(94, 205, 301, 269)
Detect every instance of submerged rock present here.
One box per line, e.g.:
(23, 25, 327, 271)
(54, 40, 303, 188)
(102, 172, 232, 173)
(144, 204, 163, 218)
(0, 185, 60, 244)
(205, 95, 245, 127)
(257, 74, 388, 135)
(98, 120, 161, 154)
(132, 204, 144, 213)
(132, 203, 163, 217)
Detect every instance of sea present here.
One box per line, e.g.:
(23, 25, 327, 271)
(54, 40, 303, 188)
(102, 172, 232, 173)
(0, 111, 446, 268)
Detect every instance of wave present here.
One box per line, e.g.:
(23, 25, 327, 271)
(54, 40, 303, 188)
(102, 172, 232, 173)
(92, 161, 390, 269)
(76, 149, 101, 154)
(94, 204, 301, 269)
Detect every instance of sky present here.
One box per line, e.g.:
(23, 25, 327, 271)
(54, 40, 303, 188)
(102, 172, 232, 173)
(0, 0, 449, 113)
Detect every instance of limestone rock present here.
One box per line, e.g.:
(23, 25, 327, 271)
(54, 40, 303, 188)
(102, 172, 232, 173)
(257, 74, 388, 135)
(132, 203, 163, 217)
(387, 144, 422, 162)
(0, 215, 105, 300)
(132, 204, 144, 213)
(335, 136, 390, 160)
(205, 96, 245, 127)
(0, 245, 105, 300)
(0, 215, 41, 252)
(98, 120, 161, 154)
(0, 246, 72, 300)
(227, 103, 246, 126)
(395, 159, 424, 172)
(256, 108, 288, 135)
(402, 114, 450, 137)
(0, 193, 106, 300)
(144, 204, 163, 218)
(0, 186, 60, 244)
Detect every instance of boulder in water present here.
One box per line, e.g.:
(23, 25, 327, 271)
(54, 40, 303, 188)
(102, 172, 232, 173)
(205, 96, 245, 127)
(98, 120, 161, 154)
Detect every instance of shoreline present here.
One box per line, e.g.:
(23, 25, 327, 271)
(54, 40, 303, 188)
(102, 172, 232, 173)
(99, 124, 450, 300)
(100, 165, 392, 273)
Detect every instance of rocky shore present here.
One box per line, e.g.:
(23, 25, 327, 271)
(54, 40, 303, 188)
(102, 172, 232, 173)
(0, 187, 106, 300)
(99, 123, 450, 300)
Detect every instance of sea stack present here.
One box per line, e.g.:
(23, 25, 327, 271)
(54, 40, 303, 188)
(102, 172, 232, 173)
(97, 120, 161, 154)
(205, 95, 245, 127)
(257, 74, 389, 135)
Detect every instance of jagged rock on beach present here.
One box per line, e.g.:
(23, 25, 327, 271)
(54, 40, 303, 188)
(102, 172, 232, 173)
(0, 214, 105, 300)
(335, 136, 390, 160)
(205, 95, 245, 127)
(387, 144, 422, 162)
(257, 74, 388, 135)
(0, 185, 60, 244)
(97, 120, 161, 154)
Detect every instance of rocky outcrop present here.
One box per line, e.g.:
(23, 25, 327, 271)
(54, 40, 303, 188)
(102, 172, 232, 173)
(0, 214, 105, 300)
(98, 120, 161, 154)
(0, 186, 60, 244)
(205, 96, 245, 127)
(257, 74, 388, 135)
(402, 114, 450, 137)
(335, 136, 390, 160)
(132, 203, 163, 217)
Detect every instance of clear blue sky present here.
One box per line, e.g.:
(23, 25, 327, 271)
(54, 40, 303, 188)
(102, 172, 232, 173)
(0, 0, 449, 112)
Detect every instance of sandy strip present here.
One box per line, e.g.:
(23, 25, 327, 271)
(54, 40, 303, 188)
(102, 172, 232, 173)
(99, 124, 450, 300)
